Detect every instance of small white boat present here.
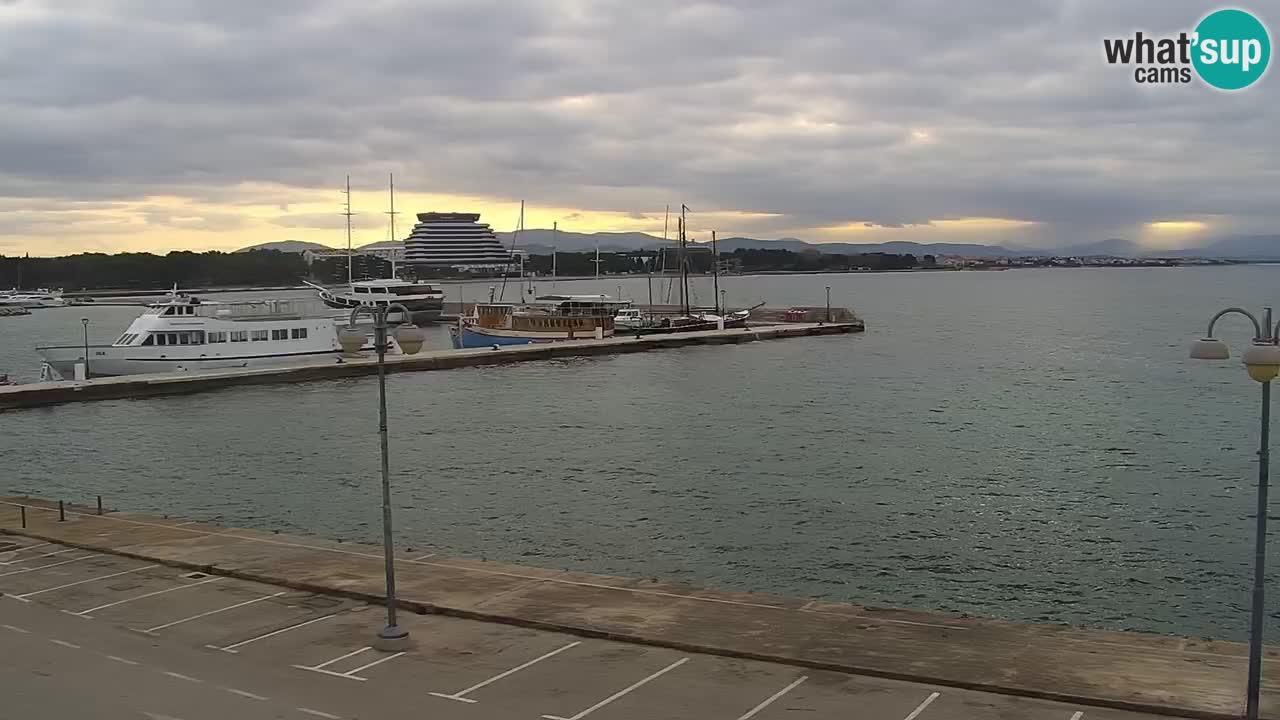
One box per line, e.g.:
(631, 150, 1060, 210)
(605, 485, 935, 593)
(36, 294, 355, 379)
(0, 288, 65, 308)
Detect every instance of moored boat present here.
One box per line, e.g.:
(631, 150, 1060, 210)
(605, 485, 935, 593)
(36, 294, 354, 379)
(0, 288, 64, 308)
(450, 294, 628, 349)
(304, 278, 444, 320)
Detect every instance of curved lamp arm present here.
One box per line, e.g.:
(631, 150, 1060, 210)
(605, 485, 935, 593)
(348, 302, 412, 328)
(1206, 307, 1265, 341)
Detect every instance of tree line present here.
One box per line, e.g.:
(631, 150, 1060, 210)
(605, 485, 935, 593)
(0, 251, 309, 291)
(0, 247, 928, 291)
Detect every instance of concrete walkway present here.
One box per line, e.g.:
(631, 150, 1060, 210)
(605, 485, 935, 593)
(1, 497, 1273, 720)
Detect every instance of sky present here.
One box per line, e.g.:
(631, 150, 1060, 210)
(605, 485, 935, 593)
(0, 0, 1275, 256)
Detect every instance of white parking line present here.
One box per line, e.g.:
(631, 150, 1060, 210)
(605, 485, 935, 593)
(734, 676, 808, 720)
(0, 554, 98, 578)
(71, 576, 221, 617)
(431, 641, 581, 703)
(162, 671, 202, 684)
(143, 592, 286, 633)
(2, 624, 31, 634)
(175, 521, 199, 526)
(297, 709, 341, 720)
(292, 647, 375, 681)
(210, 610, 344, 653)
(49, 639, 81, 649)
(1, 547, 79, 564)
(903, 692, 941, 720)
(223, 687, 268, 701)
(9, 542, 53, 554)
(1070, 713, 1084, 720)
(105, 655, 139, 666)
(410, 553, 436, 561)
(342, 651, 405, 678)
(312, 647, 372, 670)
(11, 564, 158, 601)
(541, 657, 689, 720)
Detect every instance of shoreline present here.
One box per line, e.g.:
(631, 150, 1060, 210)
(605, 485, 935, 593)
(41, 261, 1262, 297)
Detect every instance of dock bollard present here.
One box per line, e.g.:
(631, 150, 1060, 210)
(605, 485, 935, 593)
(58, 500, 65, 522)
(96, 495, 103, 516)
(20, 506, 26, 528)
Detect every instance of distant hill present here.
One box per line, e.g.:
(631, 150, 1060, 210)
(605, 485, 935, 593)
(235, 231, 1278, 261)
(1176, 235, 1280, 260)
(235, 240, 329, 253)
(498, 229, 666, 253)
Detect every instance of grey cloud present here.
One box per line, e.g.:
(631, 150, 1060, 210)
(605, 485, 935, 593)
(0, 0, 1275, 248)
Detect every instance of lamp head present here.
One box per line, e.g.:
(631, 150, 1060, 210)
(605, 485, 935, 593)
(1189, 338, 1230, 360)
(1243, 343, 1280, 383)
(337, 326, 366, 356)
(393, 324, 426, 355)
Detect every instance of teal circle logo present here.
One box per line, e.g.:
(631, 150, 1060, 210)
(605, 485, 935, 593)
(1192, 9, 1271, 90)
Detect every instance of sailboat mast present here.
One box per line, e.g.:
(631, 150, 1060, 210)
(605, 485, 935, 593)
(552, 221, 558, 286)
(385, 173, 400, 280)
(499, 200, 523, 302)
(343, 175, 354, 285)
(679, 204, 690, 315)
(712, 229, 720, 315)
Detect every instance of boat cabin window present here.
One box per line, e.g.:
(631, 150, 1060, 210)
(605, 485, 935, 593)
(354, 286, 368, 294)
(141, 335, 154, 346)
(291, 327, 308, 339)
(392, 285, 424, 296)
(251, 330, 269, 342)
(271, 329, 288, 341)
(207, 332, 227, 343)
(150, 330, 204, 346)
(230, 331, 248, 342)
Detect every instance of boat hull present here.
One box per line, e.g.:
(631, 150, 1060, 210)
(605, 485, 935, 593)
(37, 345, 343, 379)
(318, 295, 443, 321)
(450, 324, 612, 349)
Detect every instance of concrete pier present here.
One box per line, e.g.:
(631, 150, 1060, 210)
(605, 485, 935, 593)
(0, 321, 859, 411)
(1, 496, 1276, 720)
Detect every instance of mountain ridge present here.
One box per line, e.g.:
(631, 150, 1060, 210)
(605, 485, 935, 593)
(236, 233, 1280, 260)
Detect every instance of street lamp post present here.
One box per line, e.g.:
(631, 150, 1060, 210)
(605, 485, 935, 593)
(337, 303, 426, 651)
(81, 318, 90, 378)
(1190, 306, 1280, 720)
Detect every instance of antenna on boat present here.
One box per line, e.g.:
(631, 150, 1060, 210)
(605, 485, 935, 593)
(342, 175, 355, 285)
(712, 229, 720, 315)
(384, 173, 400, 280)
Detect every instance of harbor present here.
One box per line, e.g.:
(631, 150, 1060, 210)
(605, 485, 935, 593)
(0, 317, 860, 410)
(1, 496, 1275, 719)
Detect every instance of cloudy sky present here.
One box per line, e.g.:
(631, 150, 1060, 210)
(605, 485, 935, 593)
(1, 0, 1274, 255)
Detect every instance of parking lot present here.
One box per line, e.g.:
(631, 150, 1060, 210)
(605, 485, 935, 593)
(0, 537, 1174, 720)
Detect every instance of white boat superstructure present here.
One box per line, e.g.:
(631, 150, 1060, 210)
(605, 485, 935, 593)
(305, 278, 445, 318)
(36, 295, 351, 379)
(0, 288, 64, 308)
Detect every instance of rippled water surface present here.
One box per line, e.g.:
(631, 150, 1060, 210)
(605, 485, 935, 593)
(2, 267, 1278, 640)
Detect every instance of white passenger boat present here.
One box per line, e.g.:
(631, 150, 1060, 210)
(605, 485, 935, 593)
(36, 294, 353, 379)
